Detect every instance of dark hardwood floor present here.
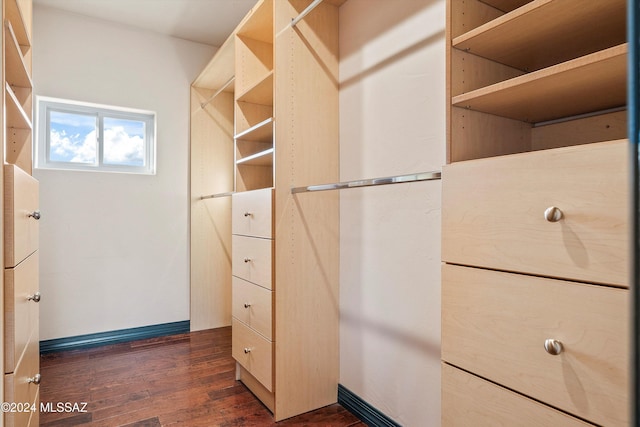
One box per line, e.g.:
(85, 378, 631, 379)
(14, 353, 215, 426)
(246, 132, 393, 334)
(40, 327, 365, 426)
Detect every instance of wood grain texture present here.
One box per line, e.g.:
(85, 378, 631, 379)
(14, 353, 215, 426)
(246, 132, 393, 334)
(442, 264, 630, 427)
(3, 164, 39, 268)
(232, 276, 273, 340)
(39, 328, 365, 426)
(189, 87, 234, 332)
(231, 319, 273, 391)
(232, 235, 273, 290)
(442, 364, 593, 426)
(4, 329, 39, 427)
(231, 188, 273, 238)
(442, 140, 630, 287)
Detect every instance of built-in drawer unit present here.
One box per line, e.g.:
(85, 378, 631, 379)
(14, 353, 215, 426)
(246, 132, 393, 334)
(4, 164, 39, 268)
(4, 251, 39, 373)
(442, 139, 629, 287)
(232, 234, 273, 289)
(442, 363, 592, 426)
(442, 263, 629, 427)
(232, 318, 273, 391)
(232, 276, 273, 340)
(231, 188, 273, 238)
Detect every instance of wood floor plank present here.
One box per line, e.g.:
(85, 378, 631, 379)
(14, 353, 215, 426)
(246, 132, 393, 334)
(40, 327, 365, 426)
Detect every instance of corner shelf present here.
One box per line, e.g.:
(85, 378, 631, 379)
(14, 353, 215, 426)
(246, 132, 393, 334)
(5, 83, 32, 130)
(5, 20, 32, 88)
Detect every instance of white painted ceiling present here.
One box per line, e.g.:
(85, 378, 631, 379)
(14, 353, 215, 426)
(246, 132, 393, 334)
(32, 0, 258, 46)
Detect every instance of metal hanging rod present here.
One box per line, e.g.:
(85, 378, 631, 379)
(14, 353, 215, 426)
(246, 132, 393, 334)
(200, 76, 235, 109)
(200, 191, 234, 200)
(291, 0, 323, 27)
(291, 171, 441, 194)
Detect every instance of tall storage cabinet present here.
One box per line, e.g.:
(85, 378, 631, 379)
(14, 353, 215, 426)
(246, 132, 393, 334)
(441, 0, 629, 426)
(2, 0, 39, 426)
(191, 0, 342, 421)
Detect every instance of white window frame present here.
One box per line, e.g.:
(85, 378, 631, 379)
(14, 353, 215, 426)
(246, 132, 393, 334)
(35, 96, 156, 174)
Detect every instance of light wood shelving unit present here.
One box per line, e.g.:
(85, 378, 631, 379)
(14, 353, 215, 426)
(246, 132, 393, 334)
(191, 0, 343, 421)
(442, 0, 629, 426)
(2, 1, 39, 426)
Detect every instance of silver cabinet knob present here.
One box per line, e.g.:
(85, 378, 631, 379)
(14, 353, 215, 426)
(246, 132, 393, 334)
(243, 348, 251, 354)
(28, 211, 41, 220)
(244, 212, 252, 217)
(244, 303, 251, 308)
(27, 292, 41, 303)
(544, 339, 563, 355)
(244, 258, 251, 263)
(27, 374, 41, 385)
(544, 206, 563, 222)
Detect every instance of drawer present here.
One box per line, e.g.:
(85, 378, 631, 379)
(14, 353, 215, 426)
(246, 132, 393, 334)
(232, 276, 273, 340)
(232, 318, 273, 391)
(4, 164, 39, 268)
(232, 188, 273, 238)
(442, 140, 629, 287)
(232, 235, 273, 289)
(4, 331, 39, 427)
(4, 251, 39, 374)
(442, 363, 591, 426)
(442, 264, 629, 427)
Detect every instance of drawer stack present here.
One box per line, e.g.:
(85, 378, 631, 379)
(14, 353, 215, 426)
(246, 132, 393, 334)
(4, 165, 40, 427)
(443, 0, 629, 425)
(231, 188, 275, 406)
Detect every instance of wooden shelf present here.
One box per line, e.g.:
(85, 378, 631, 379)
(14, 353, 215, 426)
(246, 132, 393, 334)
(5, 0, 31, 49)
(6, 83, 32, 130)
(237, 148, 274, 167)
(193, 33, 235, 90)
(4, 20, 32, 88)
(479, 0, 530, 12)
(453, 0, 626, 72)
(452, 44, 627, 124)
(237, 0, 273, 43)
(235, 117, 273, 142)
(237, 71, 273, 106)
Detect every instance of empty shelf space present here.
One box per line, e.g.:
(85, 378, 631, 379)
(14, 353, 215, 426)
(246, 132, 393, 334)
(452, 44, 627, 123)
(6, 83, 32, 130)
(236, 71, 273, 106)
(235, 117, 273, 142)
(236, 148, 274, 166)
(4, 20, 32, 88)
(237, 0, 273, 44)
(479, 0, 530, 13)
(6, 0, 31, 48)
(453, 0, 626, 71)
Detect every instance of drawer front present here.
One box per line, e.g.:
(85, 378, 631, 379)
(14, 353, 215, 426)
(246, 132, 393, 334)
(232, 188, 273, 238)
(442, 363, 591, 427)
(232, 319, 273, 391)
(4, 164, 39, 268)
(4, 332, 39, 427)
(4, 251, 39, 374)
(442, 264, 629, 427)
(232, 235, 273, 289)
(232, 276, 273, 340)
(442, 140, 629, 287)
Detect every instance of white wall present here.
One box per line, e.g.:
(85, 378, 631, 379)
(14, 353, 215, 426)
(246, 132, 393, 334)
(33, 6, 216, 340)
(339, 1, 445, 426)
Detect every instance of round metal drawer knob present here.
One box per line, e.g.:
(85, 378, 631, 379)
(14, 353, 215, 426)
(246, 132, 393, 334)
(244, 258, 251, 263)
(544, 206, 563, 222)
(28, 210, 41, 220)
(27, 292, 41, 303)
(244, 212, 252, 217)
(244, 303, 251, 308)
(544, 339, 563, 356)
(27, 374, 41, 385)
(243, 348, 251, 354)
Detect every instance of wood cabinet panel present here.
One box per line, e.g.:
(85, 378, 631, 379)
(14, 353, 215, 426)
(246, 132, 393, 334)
(4, 164, 39, 268)
(232, 235, 273, 290)
(4, 331, 39, 427)
(442, 264, 629, 427)
(442, 363, 592, 426)
(232, 276, 272, 340)
(232, 188, 273, 238)
(232, 319, 273, 391)
(4, 251, 38, 373)
(442, 139, 629, 287)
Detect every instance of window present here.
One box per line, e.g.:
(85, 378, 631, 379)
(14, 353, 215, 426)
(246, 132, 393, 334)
(36, 97, 156, 174)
